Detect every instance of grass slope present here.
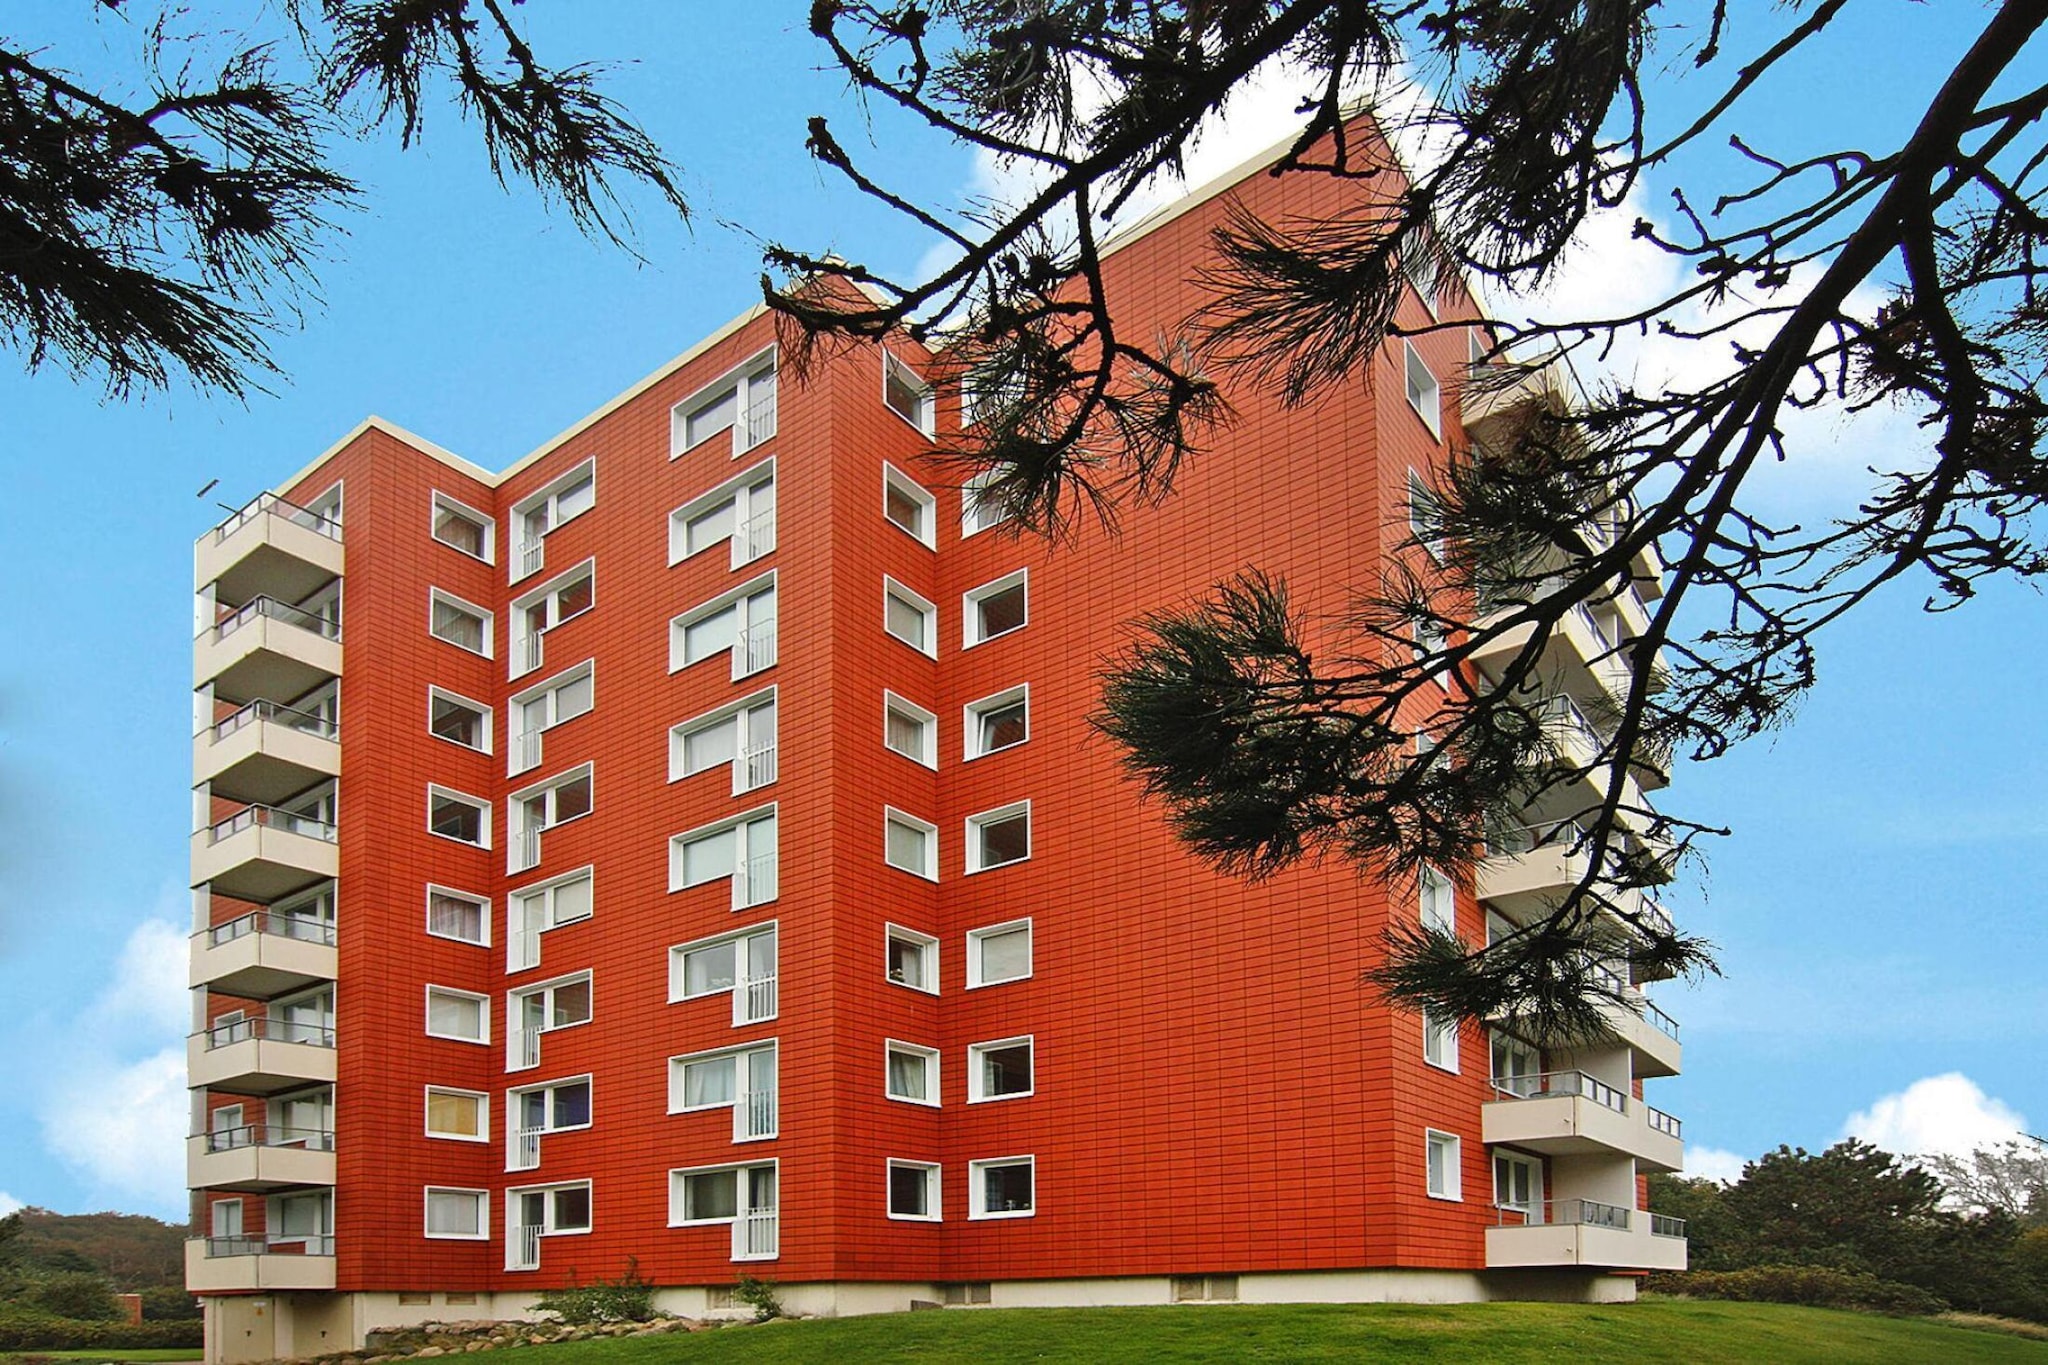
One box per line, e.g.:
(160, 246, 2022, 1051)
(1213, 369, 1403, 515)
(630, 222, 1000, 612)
(483, 1300, 2048, 1364)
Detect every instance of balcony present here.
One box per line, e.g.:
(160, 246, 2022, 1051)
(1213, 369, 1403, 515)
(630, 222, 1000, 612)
(1459, 358, 1570, 442)
(187, 1125, 336, 1191)
(196, 494, 343, 605)
(195, 598, 342, 705)
(734, 1087, 778, 1142)
(191, 804, 338, 902)
(188, 1016, 336, 1095)
(194, 701, 339, 806)
(1468, 592, 1635, 713)
(1597, 990, 1682, 1078)
(732, 1208, 779, 1262)
(1485, 1201, 1687, 1271)
(1484, 1071, 1683, 1172)
(1478, 821, 1676, 939)
(189, 909, 337, 998)
(735, 619, 777, 679)
(185, 1236, 336, 1292)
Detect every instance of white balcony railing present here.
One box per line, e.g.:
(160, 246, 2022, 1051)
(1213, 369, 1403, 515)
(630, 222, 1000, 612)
(739, 383, 777, 452)
(513, 825, 542, 874)
(737, 620, 777, 676)
(510, 1224, 542, 1270)
(735, 852, 778, 909)
(734, 971, 778, 1027)
(518, 539, 544, 580)
(733, 1087, 778, 1142)
(738, 509, 776, 564)
(513, 728, 543, 776)
(732, 1208, 778, 1261)
(515, 632, 544, 677)
(512, 1125, 542, 1171)
(516, 1026, 542, 1070)
(740, 740, 778, 792)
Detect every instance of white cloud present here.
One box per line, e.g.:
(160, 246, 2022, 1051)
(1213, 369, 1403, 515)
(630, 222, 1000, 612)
(1683, 1145, 1749, 1184)
(0, 1191, 23, 1217)
(1842, 1072, 2028, 1160)
(32, 913, 191, 1218)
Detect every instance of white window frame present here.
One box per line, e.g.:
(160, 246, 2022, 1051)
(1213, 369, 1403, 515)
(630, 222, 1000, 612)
(963, 684, 1029, 761)
(1426, 1129, 1463, 1201)
(965, 800, 1031, 874)
(1494, 1150, 1543, 1216)
(666, 1041, 779, 1137)
(505, 1180, 594, 1269)
(431, 492, 494, 563)
(507, 1076, 594, 1171)
(668, 921, 779, 1011)
(966, 917, 1032, 989)
(510, 560, 595, 680)
(881, 462, 937, 548)
(1423, 1008, 1460, 1073)
(429, 588, 494, 658)
(962, 569, 1028, 648)
(424, 1187, 491, 1241)
(425, 1086, 490, 1143)
(1407, 468, 1445, 562)
(427, 785, 491, 850)
(967, 1035, 1035, 1104)
(886, 1160, 942, 1223)
(884, 1040, 941, 1108)
(669, 804, 779, 911)
(426, 884, 490, 947)
(506, 970, 594, 1071)
(883, 807, 939, 881)
(210, 1198, 243, 1240)
(670, 687, 778, 795)
(882, 576, 938, 658)
(1401, 228, 1440, 318)
(666, 1159, 778, 1230)
(968, 1155, 1036, 1221)
(669, 458, 776, 570)
(961, 468, 1012, 537)
(1420, 864, 1456, 936)
(509, 460, 596, 583)
(670, 571, 778, 680)
(506, 866, 594, 974)
(428, 686, 493, 755)
(669, 347, 777, 459)
(508, 763, 594, 874)
(1404, 341, 1443, 439)
(508, 660, 594, 777)
(425, 985, 490, 1045)
(882, 350, 935, 436)
(884, 923, 939, 995)
(882, 691, 938, 768)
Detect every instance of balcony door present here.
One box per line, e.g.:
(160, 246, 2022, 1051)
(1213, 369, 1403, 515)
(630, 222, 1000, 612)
(1494, 1152, 1543, 1222)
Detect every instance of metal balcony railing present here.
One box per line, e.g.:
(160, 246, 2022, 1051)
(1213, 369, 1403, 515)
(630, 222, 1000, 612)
(1491, 1069, 1629, 1113)
(200, 1015, 335, 1050)
(205, 803, 337, 845)
(1647, 1106, 1684, 1140)
(734, 970, 778, 1027)
(517, 539, 545, 579)
(510, 1224, 543, 1270)
(1650, 1212, 1689, 1238)
(740, 739, 778, 792)
(739, 383, 777, 452)
(734, 1087, 778, 1142)
(513, 825, 542, 874)
(515, 632, 544, 676)
(738, 508, 776, 563)
(202, 1124, 334, 1153)
(513, 728, 543, 775)
(732, 1208, 778, 1261)
(512, 1125, 542, 1171)
(1641, 997, 1681, 1039)
(212, 493, 342, 544)
(209, 596, 341, 644)
(208, 699, 337, 744)
(737, 620, 777, 675)
(1495, 1199, 1633, 1230)
(735, 851, 778, 908)
(1483, 818, 1589, 858)
(205, 908, 336, 948)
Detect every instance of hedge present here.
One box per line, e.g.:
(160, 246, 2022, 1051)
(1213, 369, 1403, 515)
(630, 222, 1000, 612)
(1647, 1264, 1948, 1316)
(0, 1309, 204, 1352)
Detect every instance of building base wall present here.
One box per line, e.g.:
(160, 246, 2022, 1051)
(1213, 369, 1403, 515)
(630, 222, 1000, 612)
(204, 1269, 1639, 1359)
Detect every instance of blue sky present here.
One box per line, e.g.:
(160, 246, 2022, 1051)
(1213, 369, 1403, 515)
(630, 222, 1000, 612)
(0, 3, 2040, 1219)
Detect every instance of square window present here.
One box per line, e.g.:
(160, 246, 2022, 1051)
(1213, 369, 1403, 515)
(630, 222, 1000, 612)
(882, 464, 936, 547)
(886, 1041, 939, 1106)
(885, 925, 938, 993)
(430, 689, 490, 752)
(432, 495, 493, 561)
(964, 686, 1028, 759)
(884, 809, 938, 880)
(883, 352, 935, 435)
(969, 1156, 1035, 1219)
(426, 1088, 487, 1142)
(427, 887, 488, 945)
(887, 1161, 941, 1222)
(966, 802, 1030, 873)
(426, 987, 487, 1044)
(967, 919, 1031, 988)
(1426, 1130, 1462, 1200)
(883, 693, 937, 768)
(968, 1036, 1033, 1102)
(884, 578, 937, 656)
(429, 788, 490, 848)
(426, 1188, 488, 1240)
(1404, 342, 1442, 439)
(964, 572, 1027, 646)
(430, 592, 492, 656)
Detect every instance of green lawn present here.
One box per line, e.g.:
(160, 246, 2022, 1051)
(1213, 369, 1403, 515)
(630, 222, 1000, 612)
(0, 1352, 202, 1363)
(478, 1300, 2048, 1365)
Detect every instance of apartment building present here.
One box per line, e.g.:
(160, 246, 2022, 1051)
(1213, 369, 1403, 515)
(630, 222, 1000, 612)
(184, 119, 1687, 1363)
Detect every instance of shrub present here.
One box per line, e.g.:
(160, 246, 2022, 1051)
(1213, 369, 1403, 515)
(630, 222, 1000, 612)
(0, 1305, 204, 1351)
(21, 1271, 120, 1321)
(733, 1273, 783, 1323)
(138, 1285, 203, 1321)
(531, 1259, 656, 1325)
(1649, 1264, 1948, 1316)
